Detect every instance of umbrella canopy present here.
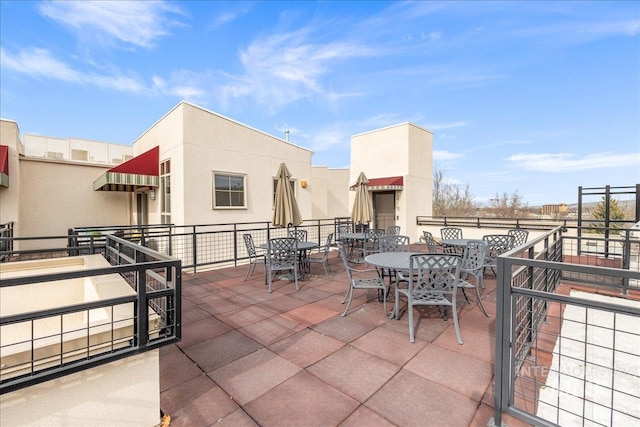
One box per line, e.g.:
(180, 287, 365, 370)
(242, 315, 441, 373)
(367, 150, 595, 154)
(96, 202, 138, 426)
(272, 163, 303, 228)
(351, 172, 373, 225)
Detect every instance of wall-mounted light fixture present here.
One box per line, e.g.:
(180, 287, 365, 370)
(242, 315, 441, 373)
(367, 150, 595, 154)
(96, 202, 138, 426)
(300, 180, 307, 188)
(149, 189, 156, 201)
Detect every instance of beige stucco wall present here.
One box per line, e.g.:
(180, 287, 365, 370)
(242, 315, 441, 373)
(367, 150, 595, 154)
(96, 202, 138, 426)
(0, 350, 159, 427)
(19, 159, 130, 243)
(311, 166, 350, 219)
(351, 122, 433, 241)
(134, 102, 315, 225)
(0, 120, 22, 228)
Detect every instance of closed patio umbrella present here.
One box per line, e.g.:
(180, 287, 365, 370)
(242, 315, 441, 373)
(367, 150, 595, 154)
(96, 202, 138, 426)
(272, 163, 302, 228)
(351, 172, 373, 226)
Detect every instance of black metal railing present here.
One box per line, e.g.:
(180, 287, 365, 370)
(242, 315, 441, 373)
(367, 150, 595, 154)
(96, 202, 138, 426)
(416, 215, 575, 230)
(0, 221, 14, 261)
(0, 234, 181, 394)
(493, 226, 640, 426)
(68, 218, 348, 273)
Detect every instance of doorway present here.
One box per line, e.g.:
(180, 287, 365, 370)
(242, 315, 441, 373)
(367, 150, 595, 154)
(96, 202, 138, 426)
(136, 192, 149, 226)
(373, 192, 395, 231)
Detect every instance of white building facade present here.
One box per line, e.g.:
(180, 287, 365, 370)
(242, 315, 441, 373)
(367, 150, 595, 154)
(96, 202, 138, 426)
(1, 101, 433, 242)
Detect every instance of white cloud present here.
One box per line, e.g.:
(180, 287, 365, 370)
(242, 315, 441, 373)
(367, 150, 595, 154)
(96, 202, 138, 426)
(507, 152, 640, 173)
(1, 46, 211, 99)
(426, 121, 469, 131)
(1, 47, 144, 92)
(433, 150, 464, 161)
(39, 0, 186, 49)
(219, 27, 377, 109)
(1, 47, 82, 82)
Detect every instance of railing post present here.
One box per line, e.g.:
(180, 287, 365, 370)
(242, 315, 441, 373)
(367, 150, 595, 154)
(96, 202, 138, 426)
(494, 254, 509, 427)
(622, 231, 631, 295)
(192, 225, 198, 274)
(135, 252, 148, 348)
(233, 224, 238, 267)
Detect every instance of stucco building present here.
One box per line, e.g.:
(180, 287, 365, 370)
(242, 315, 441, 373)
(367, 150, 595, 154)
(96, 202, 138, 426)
(1, 101, 433, 242)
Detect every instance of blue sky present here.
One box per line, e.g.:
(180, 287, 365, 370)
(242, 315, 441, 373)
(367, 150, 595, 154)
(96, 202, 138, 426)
(1, 1, 638, 206)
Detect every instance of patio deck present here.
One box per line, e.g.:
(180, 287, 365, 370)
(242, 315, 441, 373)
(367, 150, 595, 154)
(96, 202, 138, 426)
(159, 247, 531, 427)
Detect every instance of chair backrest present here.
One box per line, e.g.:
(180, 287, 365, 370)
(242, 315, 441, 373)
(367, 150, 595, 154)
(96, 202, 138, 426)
(243, 233, 258, 257)
(289, 229, 308, 241)
(422, 231, 439, 252)
(367, 228, 385, 240)
(337, 225, 350, 238)
(408, 254, 459, 295)
(321, 233, 334, 253)
(364, 229, 385, 250)
(268, 237, 298, 264)
(386, 225, 401, 235)
(460, 240, 487, 272)
(482, 234, 516, 259)
(508, 229, 529, 247)
(440, 227, 463, 240)
(379, 235, 411, 253)
(336, 241, 355, 279)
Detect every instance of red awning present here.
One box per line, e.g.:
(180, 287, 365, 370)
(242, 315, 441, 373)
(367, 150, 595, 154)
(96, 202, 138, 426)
(350, 176, 403, 191)
(93, 146, 159, 191)
(0, 145, 8, 187)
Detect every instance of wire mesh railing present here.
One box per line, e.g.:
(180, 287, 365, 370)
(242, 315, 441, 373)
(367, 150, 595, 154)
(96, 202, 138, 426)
(0, 235, 181, 394)
(494, 226, 640, 426)
(67, 219, 344, 273)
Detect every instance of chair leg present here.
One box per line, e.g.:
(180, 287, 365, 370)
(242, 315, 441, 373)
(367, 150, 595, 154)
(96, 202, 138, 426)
(341, 286, 355, 316)
(473, 274, 490, 317)
(452, 300, 463, 345)
(243, 260, 254, 282)
(267, 267, 273, 293)
(407, 297, 415, 343)
(322, 261, 332, 280)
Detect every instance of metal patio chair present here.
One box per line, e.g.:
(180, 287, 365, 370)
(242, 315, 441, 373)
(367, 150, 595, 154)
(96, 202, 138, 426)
(266, 237, 299, 293)
(457, 239, 490, 316)
(508, 228, 529, 248)
(337, 241, 389, 317)
(242, 233, 265, 282)
(482, 234, 516, 275)
(422, 231, 442, 252)
(303, 233, 334, 279)
(288, 229, 308, 242)
(362, 228, 385, 260)
(336, 224, 352, 258)
(396, 254, 463, 343)
(440, 227, 463, 240)
(386, 225, 401, 235)
(440, 227, 464, 255)
(378, 234, 411, 285)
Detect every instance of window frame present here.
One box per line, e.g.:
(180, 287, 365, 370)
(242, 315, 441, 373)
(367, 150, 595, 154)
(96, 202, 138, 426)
(160, 159, 171, 224)
(213, 172, 247, 209)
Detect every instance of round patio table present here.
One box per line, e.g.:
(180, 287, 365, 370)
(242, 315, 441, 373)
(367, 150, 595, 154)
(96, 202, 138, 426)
(259, 241, 319, 280)
(364, 251, 421, 319)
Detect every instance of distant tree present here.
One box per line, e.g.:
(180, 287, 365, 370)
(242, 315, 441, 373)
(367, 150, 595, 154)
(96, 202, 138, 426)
(487, 191, 527, 218)
(588, 196, 626, 233)
(432, 166, 476, 216)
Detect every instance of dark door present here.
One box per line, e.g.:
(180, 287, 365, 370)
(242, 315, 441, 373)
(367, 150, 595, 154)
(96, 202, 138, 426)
(373, 192, 395, 231)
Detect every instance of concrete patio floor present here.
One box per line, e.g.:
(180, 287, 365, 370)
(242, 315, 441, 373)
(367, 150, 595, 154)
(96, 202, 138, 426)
(159, 248, 532, 427)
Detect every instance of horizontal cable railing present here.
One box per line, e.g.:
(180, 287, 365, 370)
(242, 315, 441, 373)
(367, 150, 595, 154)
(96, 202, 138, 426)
(0, 235, 181, 394)
(494, 227, 640, 427)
